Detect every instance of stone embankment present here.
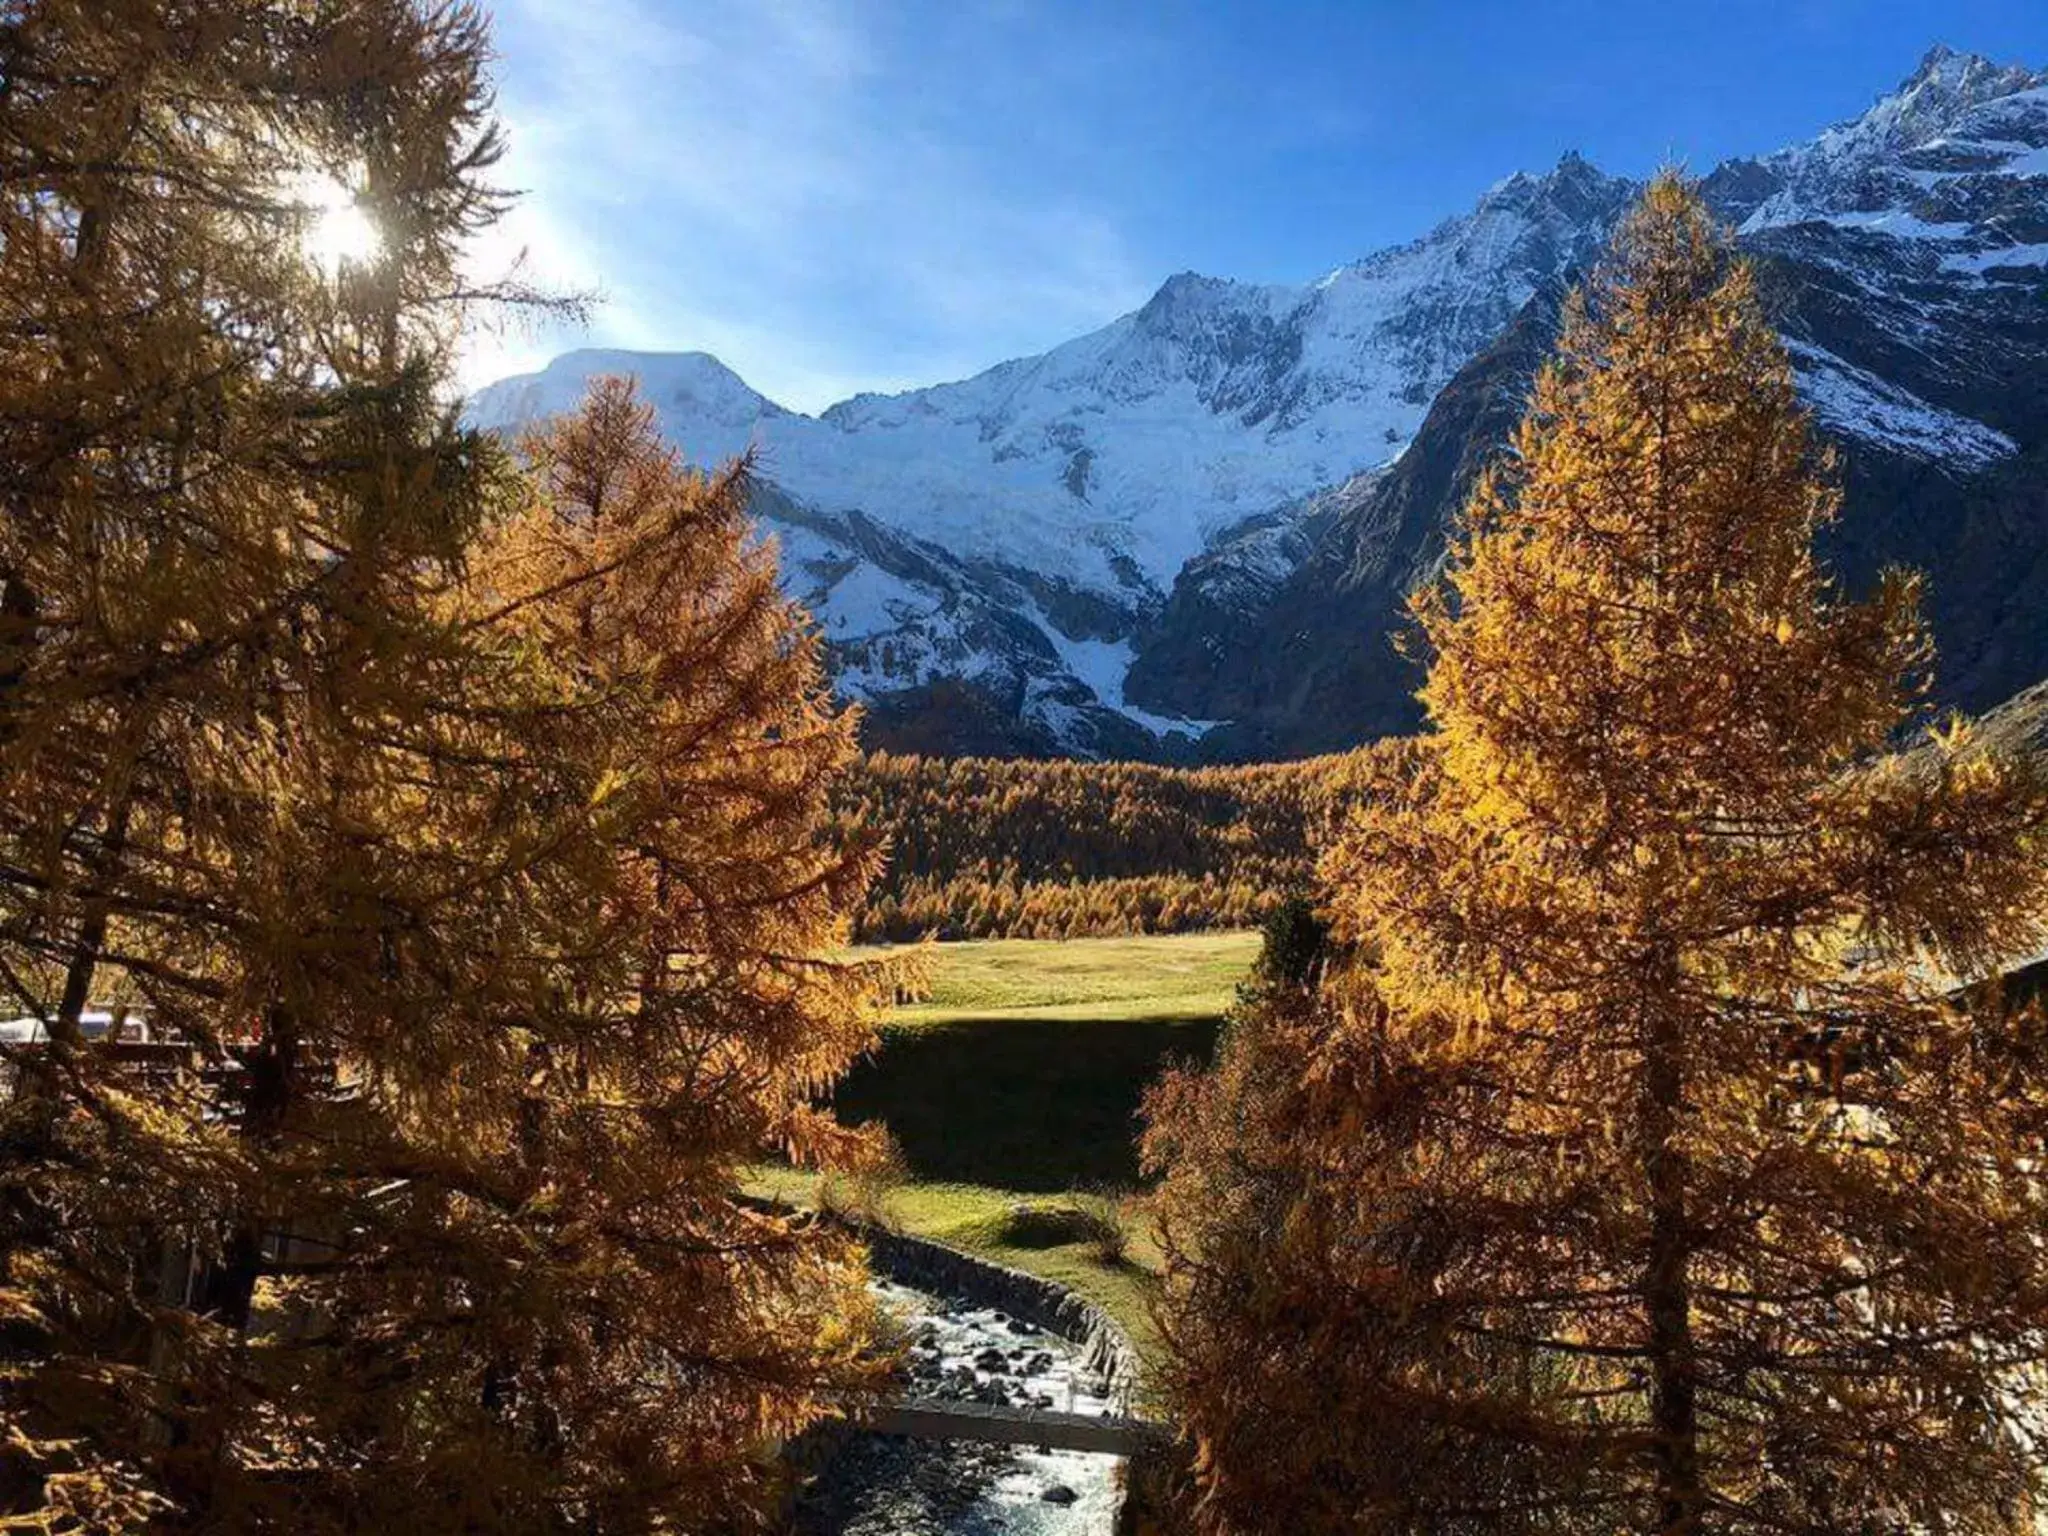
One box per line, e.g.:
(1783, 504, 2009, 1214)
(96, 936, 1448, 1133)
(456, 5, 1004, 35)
(858, 1225, 1145, 1413)
(777, 1206, 1162, 1535)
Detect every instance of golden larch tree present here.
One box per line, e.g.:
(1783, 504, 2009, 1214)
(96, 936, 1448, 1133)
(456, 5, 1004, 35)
(0, 0, 521, 1523)
(1147, 176, 2048, 1536)
(284, 377, 897, 1532)
(1, 3, 888, 1530)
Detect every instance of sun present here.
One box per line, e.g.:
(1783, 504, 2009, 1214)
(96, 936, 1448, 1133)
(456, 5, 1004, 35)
(285, 169, 382, 274)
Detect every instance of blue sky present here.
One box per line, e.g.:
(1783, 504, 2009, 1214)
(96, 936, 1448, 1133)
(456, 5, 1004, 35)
(463, 0, 2046, 409)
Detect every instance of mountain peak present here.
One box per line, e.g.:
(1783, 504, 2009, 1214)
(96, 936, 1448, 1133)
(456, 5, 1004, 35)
(551, 347, 761, 392)
(1460, 149, 1632, 236)
(1833, 44, 2046, 155)
(1902, 41, 2028, 92)
(467, 347, 788, 461)
(1140, 269, 1242, 307)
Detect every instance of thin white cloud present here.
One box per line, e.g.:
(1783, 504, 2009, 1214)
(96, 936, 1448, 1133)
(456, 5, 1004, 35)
(457, 0, 1152, 411)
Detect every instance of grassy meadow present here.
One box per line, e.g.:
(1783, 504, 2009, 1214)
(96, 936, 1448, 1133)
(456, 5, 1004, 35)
(888, 930, 1259, 1024)
(753, 929, 1260, 1354)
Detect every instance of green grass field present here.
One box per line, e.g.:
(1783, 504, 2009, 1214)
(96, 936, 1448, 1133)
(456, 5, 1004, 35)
(888, 930, 1260, 1025)
(753, 930, 1260, 1359)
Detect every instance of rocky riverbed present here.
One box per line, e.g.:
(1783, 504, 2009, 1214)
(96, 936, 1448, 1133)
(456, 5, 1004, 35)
(790, 1280, 1124, 1535)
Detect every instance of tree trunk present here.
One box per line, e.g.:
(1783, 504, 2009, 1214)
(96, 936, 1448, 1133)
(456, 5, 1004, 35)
(50, 779, 135, 1045)
(1641, 960, 1700, 1534)
(1640, 310, 1701, 1536)
(202, 1007, 299, 1334)
(0, 564, 39, 748)
(181, 1009, 299, 1515)
(6, 748, 140, 1151)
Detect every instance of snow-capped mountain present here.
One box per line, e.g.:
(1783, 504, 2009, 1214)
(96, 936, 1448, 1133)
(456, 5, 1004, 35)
(476, 153, 1632, 600)
(1711, 44, 2046, 466)
(1728, 45, 2046, 249)
(1157, 45, 2048, 757)
(472, 46, 2048, 761)
(471, 154, 1634, 754)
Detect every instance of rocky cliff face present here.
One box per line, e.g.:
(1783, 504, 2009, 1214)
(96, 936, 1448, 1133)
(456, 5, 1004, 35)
(472, 46, 2048, 761)
(1134, 284, 1569, 758)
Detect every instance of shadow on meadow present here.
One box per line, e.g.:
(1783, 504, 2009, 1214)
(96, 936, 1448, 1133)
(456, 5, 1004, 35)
(832, 1013, 1224, 1192)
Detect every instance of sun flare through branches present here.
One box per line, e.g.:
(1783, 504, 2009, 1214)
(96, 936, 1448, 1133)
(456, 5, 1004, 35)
(283, 167, 382, 274)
